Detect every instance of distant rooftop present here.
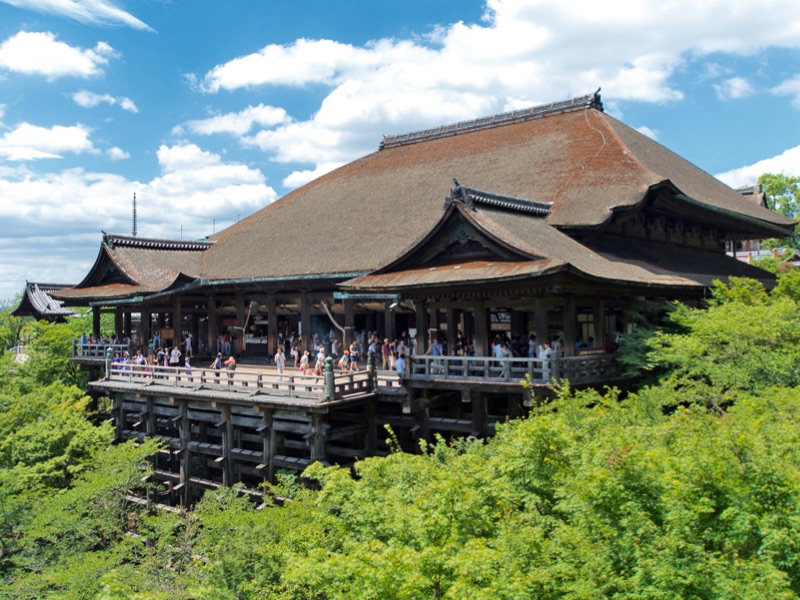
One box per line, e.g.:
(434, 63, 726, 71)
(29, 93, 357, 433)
(379, 90, 603, 150)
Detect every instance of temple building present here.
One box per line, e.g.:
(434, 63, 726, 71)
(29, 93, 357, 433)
(49, 91, 795, 501)
(12, 282, 77, 322)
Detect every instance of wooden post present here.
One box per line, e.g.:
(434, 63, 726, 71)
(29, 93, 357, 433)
(473, 302, 489, 356)
(471, 392, 488, 438)
(207, 296, 218, 356)
(446, 308, 457, 356)
(344, 298, 355, 348)
(384, 301, 395, 343)
(309, 413, 326, 462)
(593, 299, 606, 347)
(141, 308, 151, 352)
(259, 408, 276, 485)
(300, 292, 311, 352)
(267, 294, 278, 359)
(235, 294, 246, 355)
(114, 307, 123, 341)
(219, 404, 233, 487)
(414, 300, 427, 355)
(563, 298, 577, 357)
(92, 307, 101, 339)
(534, 298, 548, 351)
(365, 397, 377, 455)
(178, 400, 191, 506)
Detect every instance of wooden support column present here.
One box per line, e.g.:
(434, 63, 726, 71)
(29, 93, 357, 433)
(178, 400, 191, 506)
(384, 301, 395, 342)
(473, 303, 490, 356)
(219, 404, 233, 487)
(92, 308, 101, 339)
(259, 409, 276, 486)
(309, 413, 326, 462)
(428, 304, 440, 349)
(446, 308, 457, 356)
(267, 294, 278, 358)
(534, 298, 549, 351)
(207, 296, 218, 356)
(563, 298, 577, 357)
(471, 392, 488, 438)
(593, 299, 606, 347)
(412, 392, 430, 450)
(300, 293, 311, 352)
(124, 311, 132, 339)
(344, 298, 355, 348)
(146, 397, 156, 435)
(414, 300, 427, 355)
(234, 295, 245, 355)
(172, 298, 183, 348)
(141, 308, 151, 352)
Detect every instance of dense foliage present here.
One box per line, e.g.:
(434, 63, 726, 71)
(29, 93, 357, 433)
(4, 273, 800, 597)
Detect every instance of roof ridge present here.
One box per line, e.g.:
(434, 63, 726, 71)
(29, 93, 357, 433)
(445, 179, 552, 216)
(102, 232, 214, 251)
(380, 89, 603, 150)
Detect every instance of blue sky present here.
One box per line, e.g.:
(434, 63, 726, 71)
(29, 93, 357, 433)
(1, 0, 799, 301)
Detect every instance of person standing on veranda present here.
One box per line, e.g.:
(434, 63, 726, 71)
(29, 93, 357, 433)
(274, 346, 286, 382)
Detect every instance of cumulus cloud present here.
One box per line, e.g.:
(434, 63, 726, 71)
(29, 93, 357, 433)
(716, 145, 800, 188)
(0, 0, 153, 31)
(0, 122, 94, 160)
(0, 146, 277, 296)
(713, 76, 754, 100)
(773, 75, 800, 108)
(0, 31, 118, 78)
(73, 90, 138, 112)
(179, 104, 290, 137)
(196, 0, 800, 189)
(635, 126, 658, 140)
(107, 146, 129, 160)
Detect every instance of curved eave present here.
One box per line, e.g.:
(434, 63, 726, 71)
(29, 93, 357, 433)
(673, 193, 796, 239)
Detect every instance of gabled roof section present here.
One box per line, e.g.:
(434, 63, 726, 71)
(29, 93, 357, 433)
(54, 233, 212, 304)
(11, 282, 78, 320)
(380, 90, 603, 149)
(446, 180, 552, 216)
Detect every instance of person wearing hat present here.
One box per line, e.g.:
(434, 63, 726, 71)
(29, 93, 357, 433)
(210, 352, 223, 384)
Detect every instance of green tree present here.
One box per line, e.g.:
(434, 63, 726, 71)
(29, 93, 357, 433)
(758, 173, 800, 250)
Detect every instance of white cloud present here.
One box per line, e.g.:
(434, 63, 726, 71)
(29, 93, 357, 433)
(179, 104, 290, 136)
(0, 0, 153, 31)
(73, 90, 139, 112)
(0, 122, 94, 160)
(107, 146, 129, 160)
(0, 146, 277, 296)
(196, 0, 800, 189)
(0, 31, 117, 78)
(773, 75, 800, 108)
(713, 76, 754, 100)
(282, 162, 344, 189)
(716, 145, 800, 188)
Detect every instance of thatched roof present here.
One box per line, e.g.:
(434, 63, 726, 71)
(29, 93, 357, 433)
(200, 92, 793, 283)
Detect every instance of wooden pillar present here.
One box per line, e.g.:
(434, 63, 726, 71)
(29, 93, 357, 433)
(473, 303, 490, 356)
(414, 300, 427, 355)
(300, 293, 311, 352)
(384, 301, 395, 342)
(563, 298, 577, 357)
(428, 305, 440, 349)
(593, 299, 606, 347)
(344, 298, 355, 348)
(92, 308, 101, 339)
(141, 308, 151, 351)
(172, 298, 183, 349)
(446, 308, 457, 356)
(412, 392, 430, 449)
(534, 298, 549, 350)
(146, 397, 156, 435)
(178, 400, 191, 506)
(471, 392, 488, 438)
(309, 413, 326, 462)
(219, 404, 233, 487)
(267, 294, 278, 358)
(259, 408, 276, 485)
(207, 296, 218, 356)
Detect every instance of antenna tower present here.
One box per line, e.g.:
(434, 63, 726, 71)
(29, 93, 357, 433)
(132, 192, 138, 237)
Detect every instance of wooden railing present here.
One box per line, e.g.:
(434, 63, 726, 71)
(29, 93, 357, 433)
(73, 341, 130, 359)
(408, 353, 618, 384)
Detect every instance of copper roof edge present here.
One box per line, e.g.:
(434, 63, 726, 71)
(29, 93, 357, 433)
(379, 89, 603, 150)
(102, 231, 214, 251)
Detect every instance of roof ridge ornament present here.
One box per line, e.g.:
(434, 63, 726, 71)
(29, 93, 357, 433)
(445, 179, 553, 216)
(380, 89, 603, 150)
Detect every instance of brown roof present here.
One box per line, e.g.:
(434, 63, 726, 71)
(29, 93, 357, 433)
(343, 199, 775, 292)
(55, 233, 211, 302)
(201, 94, 792, 282)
